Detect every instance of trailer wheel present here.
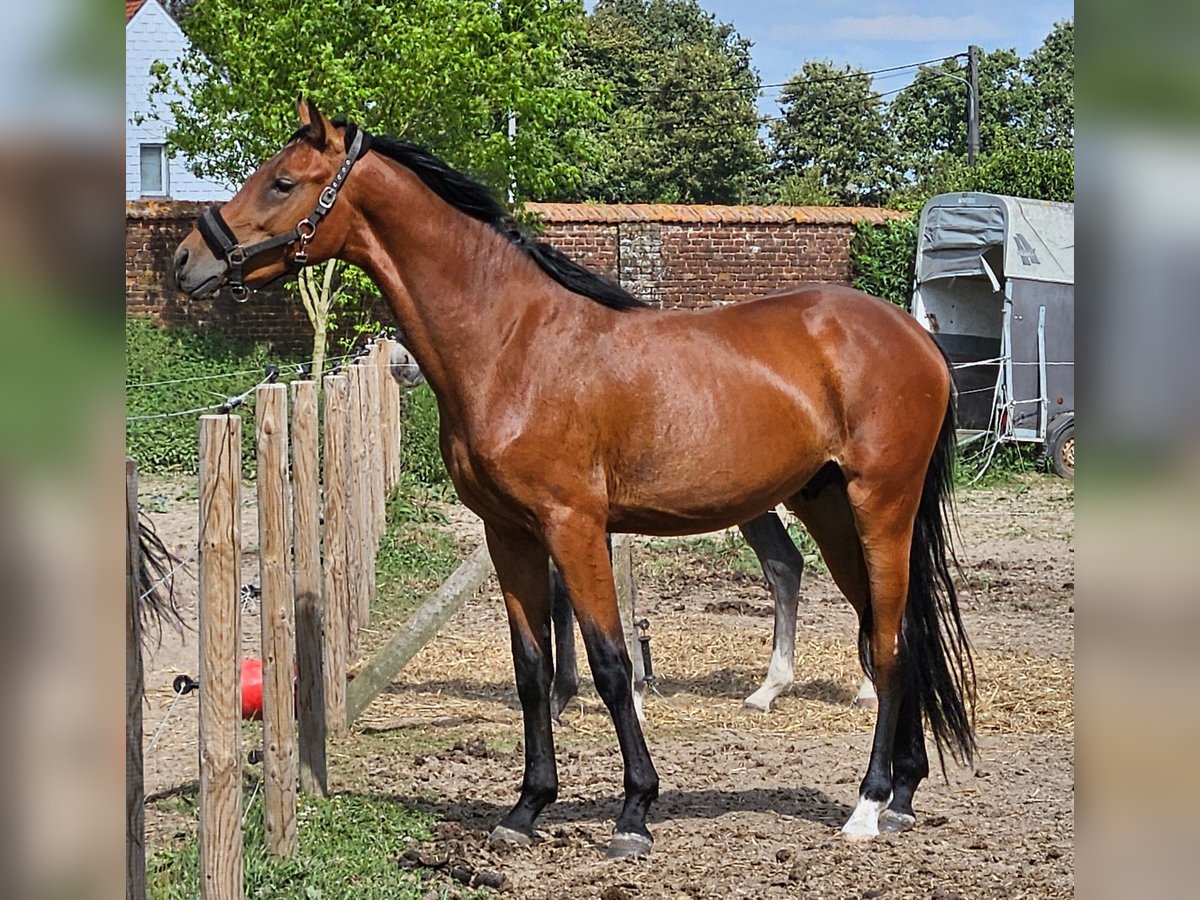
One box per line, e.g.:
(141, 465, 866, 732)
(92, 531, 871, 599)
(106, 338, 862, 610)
(1047, 420, 1074, 480)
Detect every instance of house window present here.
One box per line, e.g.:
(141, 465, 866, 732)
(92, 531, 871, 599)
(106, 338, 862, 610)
(140, 144, 168, 196)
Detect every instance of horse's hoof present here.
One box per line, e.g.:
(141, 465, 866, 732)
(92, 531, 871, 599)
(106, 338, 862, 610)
(879, 809, 916, 833)
(488, 825, 533, 846)
(839, 825, 879, 844)
(742, 696, 771, 714)
(852, 694, 878, 710)
(606, 831, 653, 858)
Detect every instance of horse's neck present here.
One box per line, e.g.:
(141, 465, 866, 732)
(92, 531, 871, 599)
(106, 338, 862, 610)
(346, 162, 550, 417)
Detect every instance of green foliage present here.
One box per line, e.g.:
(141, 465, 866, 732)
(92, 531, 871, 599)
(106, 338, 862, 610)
(887, 48, 1042, 180)
(125, 318, 278, 472)
(374, 477, 460, 625)
(400, 385, 451, 491)
(154, 0, 600, 201)
(895, 131, 1074, 207)
(562, 0, 767, 203)
(850, 216, 918, 307)
(766, 167, 837, 206)
(1025, 20, 1075, 149)
(768, 61, 901, 205)
(146, 792, 436, 899)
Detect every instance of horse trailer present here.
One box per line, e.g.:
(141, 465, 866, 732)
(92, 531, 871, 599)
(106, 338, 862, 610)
(911, 192, 1075, 478)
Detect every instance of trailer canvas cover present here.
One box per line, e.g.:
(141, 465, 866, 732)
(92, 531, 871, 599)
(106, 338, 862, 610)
(916, 194, 1074, 286)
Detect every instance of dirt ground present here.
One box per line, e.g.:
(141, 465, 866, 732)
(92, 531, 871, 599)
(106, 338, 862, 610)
(137, 474, 1073, 898)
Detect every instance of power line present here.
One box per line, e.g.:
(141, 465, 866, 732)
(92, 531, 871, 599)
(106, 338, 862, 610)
(616, 54, 965, 96)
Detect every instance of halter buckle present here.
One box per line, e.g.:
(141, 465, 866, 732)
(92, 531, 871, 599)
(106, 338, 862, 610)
(227, 246, 246, 265)
(318, 186, 338, 209)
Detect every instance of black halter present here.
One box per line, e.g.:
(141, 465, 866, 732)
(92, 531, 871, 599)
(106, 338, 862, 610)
(197, 124, 370, 301)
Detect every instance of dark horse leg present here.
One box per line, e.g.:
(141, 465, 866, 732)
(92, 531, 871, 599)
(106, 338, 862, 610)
(547, 515, 658, 857)
(549, 535, 615, 723)
(483, 524, 558, 844)
(789, 468, 926, 837)
(739, 511, 804, 712)
(548, 564, 578, 721)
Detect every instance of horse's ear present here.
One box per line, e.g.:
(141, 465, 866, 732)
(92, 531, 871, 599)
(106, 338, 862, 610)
(295, 95, 328, 149)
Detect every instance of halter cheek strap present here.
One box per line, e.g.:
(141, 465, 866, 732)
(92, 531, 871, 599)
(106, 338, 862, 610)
(197, 124, 370, 301)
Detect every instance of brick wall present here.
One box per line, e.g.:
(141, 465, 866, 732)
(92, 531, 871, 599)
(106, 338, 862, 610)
(126, 200, 902, 350)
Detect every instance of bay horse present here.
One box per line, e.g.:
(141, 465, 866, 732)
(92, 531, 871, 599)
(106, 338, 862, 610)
(174, 99, 974, 854)
(390, 342, 877, 716)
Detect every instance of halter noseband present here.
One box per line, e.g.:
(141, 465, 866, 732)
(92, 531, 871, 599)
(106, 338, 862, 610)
(197, 124, 370, 301)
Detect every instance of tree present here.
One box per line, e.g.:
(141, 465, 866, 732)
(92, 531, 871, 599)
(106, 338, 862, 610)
(886, 48, 1041, 180)
(768, 61, 901, 206)
(561, 0, 767, 203)
(150, 0, 599, 374)
(153, 0, 599, 199)
(1026, 20, 1074, 149)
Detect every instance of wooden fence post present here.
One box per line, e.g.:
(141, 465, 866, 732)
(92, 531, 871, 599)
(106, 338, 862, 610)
(198, 415, 243, 899)
(381, 339, 399, 491)
(126, 458, 146, 900)
(612, 535, 646, 710)
(346, 364, 369, 650)
(255, 384, 297, 857)
(322, 375, 350, 737)
(291, 380, 326, 795)
(370, 342, 386, 535)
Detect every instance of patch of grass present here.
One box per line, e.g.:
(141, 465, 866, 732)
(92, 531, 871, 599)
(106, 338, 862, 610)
(956, 442, 1047, 489)
(373, 475, 461, 625)
(638, 519, 826, 581)
(147, 791, 436, 899)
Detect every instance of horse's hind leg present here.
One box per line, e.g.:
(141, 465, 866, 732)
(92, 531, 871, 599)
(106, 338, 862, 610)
(484, 524, 558, 845)
(548, 564, 579, 722)
(789, 476, 918, 838)
(740, 511, 803, 712)
(788, 480, 875, 703)
(546, 515, 658, 857)
(837, 477, 926, 842)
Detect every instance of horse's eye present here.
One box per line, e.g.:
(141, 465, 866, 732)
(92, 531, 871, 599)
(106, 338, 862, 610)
(272, 178, 295, 195)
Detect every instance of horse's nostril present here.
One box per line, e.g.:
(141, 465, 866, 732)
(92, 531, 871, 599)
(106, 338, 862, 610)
(176, 247, 189, 270)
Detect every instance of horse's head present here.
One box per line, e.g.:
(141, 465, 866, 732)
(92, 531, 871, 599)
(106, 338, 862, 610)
(174, 97, 366, 300)
(389, 342, 426, 389)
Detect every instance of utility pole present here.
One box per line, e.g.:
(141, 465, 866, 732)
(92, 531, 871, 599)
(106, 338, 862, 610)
(967, 44, 980, 167)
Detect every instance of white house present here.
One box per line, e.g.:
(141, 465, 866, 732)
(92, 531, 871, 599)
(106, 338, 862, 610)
(125, 0, 231, 201)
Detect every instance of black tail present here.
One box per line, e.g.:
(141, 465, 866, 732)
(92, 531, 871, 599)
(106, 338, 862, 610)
(903, 396, 976, 772)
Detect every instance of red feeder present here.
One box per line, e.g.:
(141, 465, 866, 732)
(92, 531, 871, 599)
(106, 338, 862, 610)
(241, 657, 264, 720)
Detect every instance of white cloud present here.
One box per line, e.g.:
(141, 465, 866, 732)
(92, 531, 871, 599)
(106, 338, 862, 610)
(816, 14, 1010, 43)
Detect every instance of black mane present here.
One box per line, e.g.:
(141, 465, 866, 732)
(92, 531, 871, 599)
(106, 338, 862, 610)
(323, 123, 646, 311)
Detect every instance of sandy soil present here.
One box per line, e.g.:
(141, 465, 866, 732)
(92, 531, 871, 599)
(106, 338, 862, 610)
(137, 474, 1073, 898)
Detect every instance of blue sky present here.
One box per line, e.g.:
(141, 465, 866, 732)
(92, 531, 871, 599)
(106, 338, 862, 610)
(591, 1, 1075, 114)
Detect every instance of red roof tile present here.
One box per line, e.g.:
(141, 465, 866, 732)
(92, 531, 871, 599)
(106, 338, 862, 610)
(126, 1, 146, 23)
(523, 203, 905, 225)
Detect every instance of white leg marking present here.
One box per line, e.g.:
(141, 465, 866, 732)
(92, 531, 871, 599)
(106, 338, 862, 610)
(744, 648, 795, 712)
(841, 793, 891, 842)
(853, 676, 878, 709)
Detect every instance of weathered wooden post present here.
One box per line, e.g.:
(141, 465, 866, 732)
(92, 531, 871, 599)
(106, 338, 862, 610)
(255, 384, 297, 856)
(380, 339, 400, 491)
(322, 374, 350, 737)
(125, 458, 146, 900)
(291, 380, 326, 795)
(346, 363, 370, 650)
(198, 415, 243, 899)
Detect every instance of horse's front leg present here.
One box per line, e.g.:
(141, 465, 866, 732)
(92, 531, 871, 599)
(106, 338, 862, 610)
(548, 516, 659, 857)
(484, 523, 558, 845)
